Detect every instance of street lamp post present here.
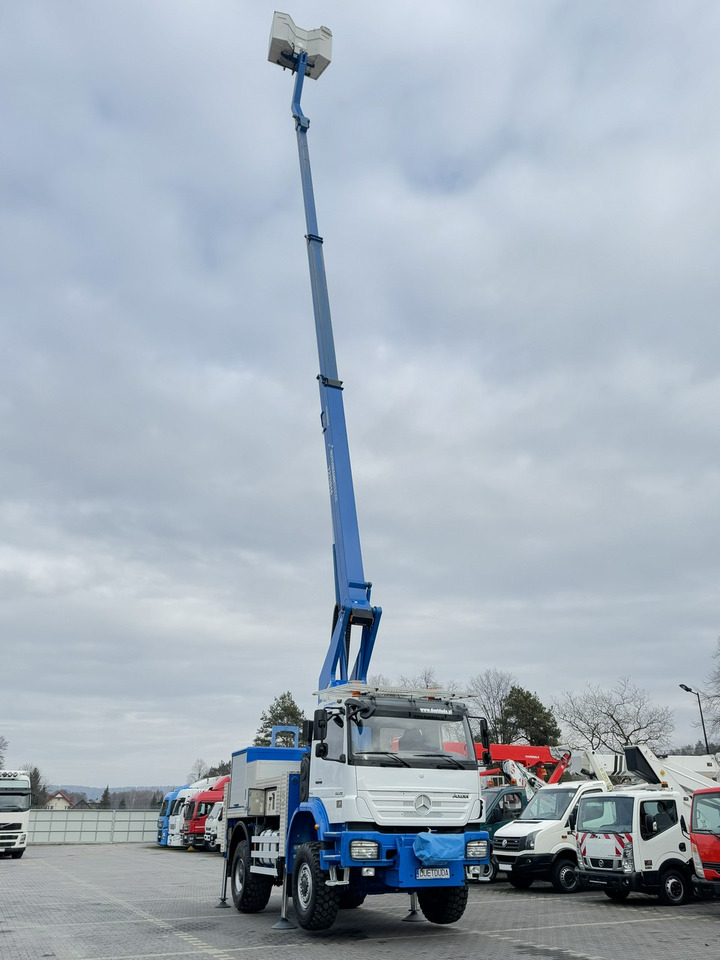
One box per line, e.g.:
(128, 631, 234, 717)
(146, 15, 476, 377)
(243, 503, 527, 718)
(679, 683, 710, 754)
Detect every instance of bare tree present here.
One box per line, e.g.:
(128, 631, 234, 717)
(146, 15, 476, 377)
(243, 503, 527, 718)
(0, 734, 7, 768)
(705, 638, 720, 737)
(465, 669, 517, 742)
(187, 758, 209, 782)
(553, 677, 674, 752)
(397, 667, 459, 694)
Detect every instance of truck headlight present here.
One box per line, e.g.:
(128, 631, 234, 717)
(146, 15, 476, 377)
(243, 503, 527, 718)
(622, 843, 633, 873)
(350, 840, 379, 860)
(525, 831, 539, 851)
(692, 842, 706, 880)
(466, 839, 488, 859)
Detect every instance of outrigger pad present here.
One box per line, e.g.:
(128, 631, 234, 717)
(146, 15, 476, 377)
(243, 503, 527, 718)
(413, 832, 464, 866)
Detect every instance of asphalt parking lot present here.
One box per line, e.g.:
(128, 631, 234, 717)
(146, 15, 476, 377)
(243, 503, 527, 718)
(1, 844, 719, 960)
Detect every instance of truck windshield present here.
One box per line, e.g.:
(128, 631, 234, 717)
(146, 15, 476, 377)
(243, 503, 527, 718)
(576, 795, 634, 833)
(692, 793, 720, 834)
(347, 703, 477, 770)
(0, 790, 32, 812)
(521, 788, 576, 821)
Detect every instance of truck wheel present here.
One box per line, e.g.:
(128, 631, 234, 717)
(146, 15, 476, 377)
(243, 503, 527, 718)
(10, 849, 25, 859)
(230, 840, 272, 913)
(605, 889, 630, 902)
(658, 868, 691, 906)
(417, 885, 468, 924)
(292, 842, 340, 931)
(550, 859, 579, 894)
(508, 875, 533, 889)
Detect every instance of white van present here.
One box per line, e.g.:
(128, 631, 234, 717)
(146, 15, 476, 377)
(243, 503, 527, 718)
(493, 781, 608, 892)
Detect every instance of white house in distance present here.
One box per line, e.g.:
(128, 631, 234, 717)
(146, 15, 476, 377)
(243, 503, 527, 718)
(45, 791, 73, 810)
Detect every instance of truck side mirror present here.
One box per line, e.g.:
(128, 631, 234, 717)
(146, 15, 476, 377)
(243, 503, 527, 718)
(314, 708, 327, 740)
(315, 741, 328, 759)
(567, 810, 577, 830)
(302, 719, 314, 745)
(479, 717, 490, 751)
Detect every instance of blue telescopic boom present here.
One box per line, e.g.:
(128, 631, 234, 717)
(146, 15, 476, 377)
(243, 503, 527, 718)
(287, 52, 381, 690)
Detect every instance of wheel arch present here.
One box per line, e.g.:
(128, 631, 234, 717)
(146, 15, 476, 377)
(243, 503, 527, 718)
(226, 820, 250, 876)
(552, 846, 578, 865)
(287, 800, 330, 874)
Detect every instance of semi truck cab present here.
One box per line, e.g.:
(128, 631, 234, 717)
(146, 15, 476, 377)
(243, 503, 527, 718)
(0, 770, 31, 859)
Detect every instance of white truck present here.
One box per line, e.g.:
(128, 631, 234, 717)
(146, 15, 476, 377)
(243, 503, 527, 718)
(493, 780, 608, 892)
(204, 801, 224, 852)
(574, 785, 692, 904)
(0, 770, 32, 859)
(573, 744, 720, 905)
(224, 693, 491, 930)
(216, 14, 492, 933)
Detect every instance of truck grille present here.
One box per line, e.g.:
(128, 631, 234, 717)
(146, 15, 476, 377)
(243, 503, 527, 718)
(0, 823, 21, 830)
(363, 790, 471, 824)
(494, 836, 524, 852)
(588, 857, 621, 870)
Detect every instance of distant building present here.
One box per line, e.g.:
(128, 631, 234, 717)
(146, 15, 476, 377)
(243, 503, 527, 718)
(45, 791, 73, 810)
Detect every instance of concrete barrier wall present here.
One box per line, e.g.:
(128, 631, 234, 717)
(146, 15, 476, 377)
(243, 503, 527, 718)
(29, 809, 158, 844)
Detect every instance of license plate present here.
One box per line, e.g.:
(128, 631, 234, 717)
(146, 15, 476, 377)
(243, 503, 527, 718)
(497, 862, 512, 871)
(417, 867, 451, 879)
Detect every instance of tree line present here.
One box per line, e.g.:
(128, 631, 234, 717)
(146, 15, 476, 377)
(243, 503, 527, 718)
(6, 641, 720, 792)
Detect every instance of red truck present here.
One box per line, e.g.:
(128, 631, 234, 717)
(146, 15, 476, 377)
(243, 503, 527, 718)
(182, 776, 230, 850)
(691, 786, 720, 898)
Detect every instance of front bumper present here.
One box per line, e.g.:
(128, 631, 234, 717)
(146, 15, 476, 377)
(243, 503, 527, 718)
(0, 833, 26, 852)
(495, 852, 555, 880)
(578, 868, 652, 893)
(693, 876, 720, 899)
(317, 830, 490, 890)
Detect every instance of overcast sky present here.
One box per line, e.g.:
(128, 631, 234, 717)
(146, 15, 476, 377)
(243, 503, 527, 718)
(2, 1, 719, 787)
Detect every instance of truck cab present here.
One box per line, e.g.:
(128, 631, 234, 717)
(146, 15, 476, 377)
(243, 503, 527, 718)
(575, 786, 693, 904)
(225, 692, 491, 929)
(0, 770, 32, 859)
(204, 801, 224, 852)
(691, 786, 720, 899)
(493, 780, 607, 892)
(157, 785, 189, 846)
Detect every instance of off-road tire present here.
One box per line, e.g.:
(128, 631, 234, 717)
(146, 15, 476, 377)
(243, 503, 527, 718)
(417, 885, 468, 924)
(551, 859, 579, 894)
(658, 867, 691, 906)
(292, 842, 340, 931)
(508, 875, 533, 889)
(230, 839, 272, 913)
(605, 888, 630, 902)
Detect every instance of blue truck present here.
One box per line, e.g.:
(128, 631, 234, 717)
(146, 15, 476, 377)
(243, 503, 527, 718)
(217, 14, 492, 932)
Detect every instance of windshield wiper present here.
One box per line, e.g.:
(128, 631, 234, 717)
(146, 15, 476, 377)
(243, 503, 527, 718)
(415, 752, 467, 769)
(354, 751, 411, 767)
